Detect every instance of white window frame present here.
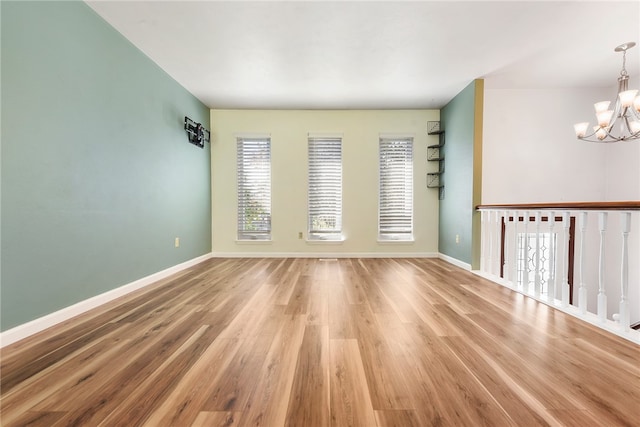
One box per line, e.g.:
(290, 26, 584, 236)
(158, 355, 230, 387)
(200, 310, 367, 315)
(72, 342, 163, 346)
(307, 135, 343, 241)
(378, 136, 414, 241)
(236, 136, 271, 241)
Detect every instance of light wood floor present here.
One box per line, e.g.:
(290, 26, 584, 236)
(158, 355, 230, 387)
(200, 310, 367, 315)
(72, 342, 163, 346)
(1, 258, 639, 427)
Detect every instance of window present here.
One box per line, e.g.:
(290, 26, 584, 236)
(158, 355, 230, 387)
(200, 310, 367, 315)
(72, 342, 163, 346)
(308, 136, 343, 240)
(237, 137, 271, 240)
(378, 137, 413, 241)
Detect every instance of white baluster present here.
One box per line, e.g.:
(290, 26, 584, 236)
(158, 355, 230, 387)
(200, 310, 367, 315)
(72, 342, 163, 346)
(494, 211, 501, 276)
(619, 212, 631, 331)
(534, 211, 541, 298)
(485, 210, 490, 275)
(561, 212, 570, 308)
(481, 210, 487, 272)
(597, 212, 608, 322)
(511, 211, 519, 288)
(487, 211, 494, 276)
(523, 211, 530, 293)
(578, 212, 588, 314)
(547, 212, 556, 304)
(502, 210, 508, 279)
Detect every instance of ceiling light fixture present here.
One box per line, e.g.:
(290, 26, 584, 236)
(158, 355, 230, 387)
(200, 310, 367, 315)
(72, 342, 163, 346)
(574, 42, 640, 143)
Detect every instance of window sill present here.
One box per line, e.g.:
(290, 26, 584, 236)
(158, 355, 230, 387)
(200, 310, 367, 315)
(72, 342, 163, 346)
(377, 238, 415, 244)
(235, 239, 273, 245)
(306, 238, 345, 245)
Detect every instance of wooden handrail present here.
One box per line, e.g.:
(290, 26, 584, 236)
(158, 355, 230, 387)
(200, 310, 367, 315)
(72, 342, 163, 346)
(477, 201, 640, 211)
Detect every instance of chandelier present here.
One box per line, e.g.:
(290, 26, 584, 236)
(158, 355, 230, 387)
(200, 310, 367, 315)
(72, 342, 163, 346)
(574, 42, 640, 142)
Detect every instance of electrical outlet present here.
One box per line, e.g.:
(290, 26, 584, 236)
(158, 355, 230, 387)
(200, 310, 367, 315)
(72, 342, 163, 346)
(298, 232, 303, 239)
(175, 237, 180, 248)
(455, 234, 460, 244)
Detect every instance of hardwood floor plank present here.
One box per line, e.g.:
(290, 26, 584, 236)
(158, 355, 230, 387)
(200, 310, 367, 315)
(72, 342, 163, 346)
(97, 322, 226, 426)
(272, 269, 301, 306)
(441, 336, 552, 426)
(403, 323, 517, 426)
(340, 260, 368, 305)
(191, 411, 243, 427)
(353, 303, 413, 410)
(373, 323, 445, 425)
(285, 275, 312, 315)
(0, 321, 121, 394)
(202, 331, 275, 412)
(306, 280, 329, 326)
(350, 260, 396, 314)
(284, 325, 330, 427)
(316, 258, 342, 282)
(426, 303, 466, 336)
(465, 303, 640, 424)
(460, 326, 590, 414)
(329, 339, 377, 427)
(240, 314, 306, 426)
(545, 339, 640, 426)
(1, 258, 638, 427)
(263, 258, 291, 285)
(1, 336, 128, 426)
(47, 316, 209, 426)
(547, 409, 605, 427)
(215, 284, 279, 341)
(328, 283, 357, 340)
(30, 305, 204, 413)
(571, 337, 640, 377)
(2, 410, 65, 427)
(372, 275, 425, 324)
(140, 337, 243, 427)
(373, 409, 421, 427)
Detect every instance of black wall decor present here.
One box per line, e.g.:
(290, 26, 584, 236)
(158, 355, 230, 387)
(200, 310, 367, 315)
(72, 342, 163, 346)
(184, 116, 210, 148)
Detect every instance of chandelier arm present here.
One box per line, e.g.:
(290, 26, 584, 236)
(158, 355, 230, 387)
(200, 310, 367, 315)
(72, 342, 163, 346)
(601, 125, 618, 140)
(579, 137, 614, 143)
(622, 104, 640, 137)
(578, 128, 605, 143)
(611, 102, 623, 125)
(578, 119, 634, 142)
(625, 113, 640, 137)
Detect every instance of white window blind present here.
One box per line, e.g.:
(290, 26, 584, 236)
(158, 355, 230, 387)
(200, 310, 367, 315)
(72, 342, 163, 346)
(308, 137, 343, 240)
(378, 137, 413, 241)
(237, 137, 271, 240)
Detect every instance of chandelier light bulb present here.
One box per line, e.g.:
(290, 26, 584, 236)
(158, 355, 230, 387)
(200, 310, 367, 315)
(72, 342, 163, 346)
(594, 101, 611, 113)
(594, 126, 607, 140)
(634, 96, 640, 112)
(574, 122, 590, 137)
(619, 90, 638, 108)
(596, 110, 614, 127)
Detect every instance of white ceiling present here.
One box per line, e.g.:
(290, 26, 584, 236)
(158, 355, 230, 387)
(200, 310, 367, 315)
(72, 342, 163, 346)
(86, 1, 640, 110)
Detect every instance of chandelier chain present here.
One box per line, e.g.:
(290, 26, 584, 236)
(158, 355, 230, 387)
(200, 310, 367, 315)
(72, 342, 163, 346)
(621, 49, 628, 77)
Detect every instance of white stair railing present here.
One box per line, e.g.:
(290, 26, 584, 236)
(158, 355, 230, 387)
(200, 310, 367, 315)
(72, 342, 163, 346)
(476, 202, 640, 344)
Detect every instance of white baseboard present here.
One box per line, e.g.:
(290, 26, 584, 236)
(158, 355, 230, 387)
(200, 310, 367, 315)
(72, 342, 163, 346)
(0, 253, 213, 348)
(438, 253, 472, 270)
(211, 252, 439, 258)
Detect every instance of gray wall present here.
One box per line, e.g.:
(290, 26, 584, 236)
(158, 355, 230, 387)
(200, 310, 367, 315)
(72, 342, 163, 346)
(438, 80, 482, 267)
(1, 1, 211, 331)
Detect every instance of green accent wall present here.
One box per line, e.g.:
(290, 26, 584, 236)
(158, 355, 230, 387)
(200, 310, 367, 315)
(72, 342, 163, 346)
(1, 1, 211, 331)
(439, 80, 483, 267)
